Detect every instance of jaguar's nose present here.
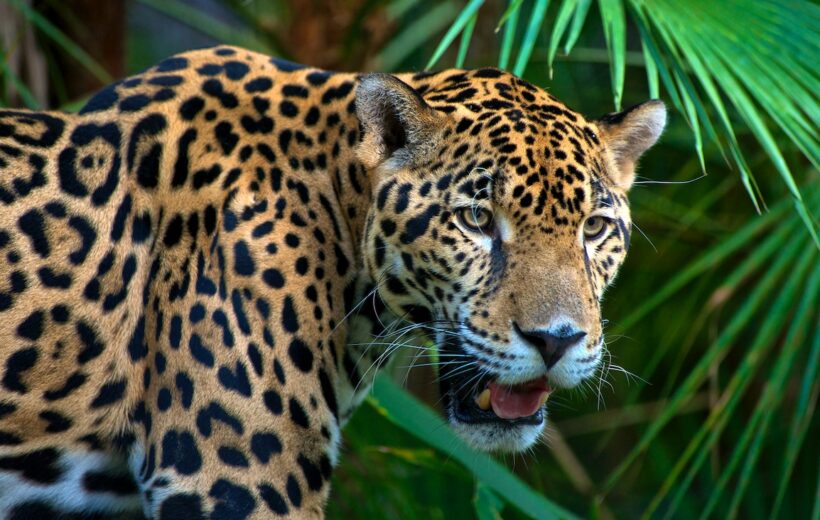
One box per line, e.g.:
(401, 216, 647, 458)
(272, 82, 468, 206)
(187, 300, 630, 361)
(513, 322, 587, 369)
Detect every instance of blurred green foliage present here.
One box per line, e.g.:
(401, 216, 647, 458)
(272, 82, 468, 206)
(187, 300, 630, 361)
(1, 0, 817, 518)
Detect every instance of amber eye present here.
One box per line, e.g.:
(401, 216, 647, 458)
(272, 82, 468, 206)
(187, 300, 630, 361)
(583, 216, 609, 241)
(457, 207, 494, 234)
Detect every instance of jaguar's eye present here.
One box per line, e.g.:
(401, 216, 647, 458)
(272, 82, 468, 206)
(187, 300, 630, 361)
(457, 207, 494, 234)
(583, 216, 609, 241)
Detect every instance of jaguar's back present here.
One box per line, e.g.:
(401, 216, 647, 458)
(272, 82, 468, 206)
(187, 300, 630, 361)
(0, 46, 368, 519)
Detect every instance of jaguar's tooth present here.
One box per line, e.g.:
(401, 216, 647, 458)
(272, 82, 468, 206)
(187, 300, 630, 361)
(541, 392, 551, 405)
(476, 388, 491, 410)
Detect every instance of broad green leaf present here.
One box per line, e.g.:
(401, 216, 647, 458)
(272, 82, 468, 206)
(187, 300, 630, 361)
(364, 445, 465, 476)
(474, 482, 505, 520)
(370, 375, 580, 520)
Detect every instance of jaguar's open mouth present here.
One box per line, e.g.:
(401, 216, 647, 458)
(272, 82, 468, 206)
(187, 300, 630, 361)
(449, 376, 551, 425)
(438, 341, 551, 451)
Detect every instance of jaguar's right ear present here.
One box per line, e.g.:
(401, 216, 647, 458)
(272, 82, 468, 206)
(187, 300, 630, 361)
(355, 73, 444, 170)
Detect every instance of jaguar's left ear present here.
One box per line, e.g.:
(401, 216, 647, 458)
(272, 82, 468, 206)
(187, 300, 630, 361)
(356, 73, 445, 170)
(596, 100, 666, 190)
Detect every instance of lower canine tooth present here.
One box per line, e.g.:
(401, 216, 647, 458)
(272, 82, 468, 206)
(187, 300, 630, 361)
(541, 392, 551, 405)
(476, 389, 491, 410)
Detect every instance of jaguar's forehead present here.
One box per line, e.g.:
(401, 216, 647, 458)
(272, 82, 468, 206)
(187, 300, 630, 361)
(408, 68, 613, 228)
(416, 67, 598, 137)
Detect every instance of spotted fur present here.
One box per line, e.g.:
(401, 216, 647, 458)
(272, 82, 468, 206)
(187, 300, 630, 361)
(0, 46, 664, 518)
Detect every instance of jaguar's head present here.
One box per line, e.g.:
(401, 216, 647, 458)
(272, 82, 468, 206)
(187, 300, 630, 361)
(356, 69, 665, 452)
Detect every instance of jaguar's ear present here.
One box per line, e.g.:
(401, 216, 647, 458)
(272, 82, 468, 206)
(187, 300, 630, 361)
(356, 73, 443, 170)
(596, 100, 666, 190)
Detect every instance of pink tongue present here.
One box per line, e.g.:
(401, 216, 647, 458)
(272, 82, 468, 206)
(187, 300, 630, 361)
(489, 380, 549, 420)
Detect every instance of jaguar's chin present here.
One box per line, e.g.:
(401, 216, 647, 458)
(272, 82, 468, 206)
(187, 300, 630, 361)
(450, 415, 546, 453)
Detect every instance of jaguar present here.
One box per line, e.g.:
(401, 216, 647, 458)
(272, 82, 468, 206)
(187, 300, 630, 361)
(0, 45, 665, 518)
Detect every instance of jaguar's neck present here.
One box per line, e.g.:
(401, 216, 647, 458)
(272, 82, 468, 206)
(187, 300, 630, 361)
(326, 70, 452, 421)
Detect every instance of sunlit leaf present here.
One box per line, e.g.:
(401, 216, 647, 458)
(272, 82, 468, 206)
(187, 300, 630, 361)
(640, 37, 659, 99)
(497, 0, 521, 69)
(631, 0, 819, 240)
(495, 0, 524, 31)
(563, 0, 592, 55)
(426, 0, 485, 69)
(546, 0, 579, 78)
(512, 0, 549, 76)
(598, 0, 626, 109)
(455, 12, 478, 68)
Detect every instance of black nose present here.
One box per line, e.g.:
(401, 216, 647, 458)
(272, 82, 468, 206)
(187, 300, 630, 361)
(514, 323, 587, 369)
